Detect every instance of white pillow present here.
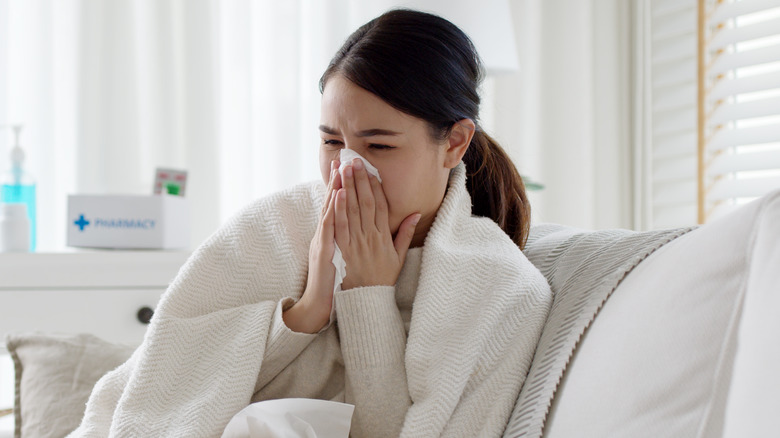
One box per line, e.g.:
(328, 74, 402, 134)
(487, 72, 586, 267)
(5, 332, 135, 438)
(544, 190, 780, 438)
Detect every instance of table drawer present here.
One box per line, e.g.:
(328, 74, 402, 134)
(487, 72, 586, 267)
(1, 288, 165, 349)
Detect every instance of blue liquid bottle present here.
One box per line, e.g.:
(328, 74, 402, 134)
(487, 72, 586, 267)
(0, 125, 36, 251)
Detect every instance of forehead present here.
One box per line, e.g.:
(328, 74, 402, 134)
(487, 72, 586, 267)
(320, 75, 421, 132)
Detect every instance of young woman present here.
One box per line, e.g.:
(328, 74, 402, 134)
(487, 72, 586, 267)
(70, 9, 552, 438)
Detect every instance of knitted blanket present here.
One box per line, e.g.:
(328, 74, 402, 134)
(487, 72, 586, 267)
(68, 163, 553, 438)
(503, 223, 692, 437)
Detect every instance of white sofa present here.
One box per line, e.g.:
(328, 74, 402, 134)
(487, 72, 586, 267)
(4, 190, 779, 437)
(506, 189, 780, 437)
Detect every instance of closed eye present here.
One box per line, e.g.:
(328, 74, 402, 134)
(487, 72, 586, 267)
(322, 139, 343, 147)
(369, 144, 394, 150)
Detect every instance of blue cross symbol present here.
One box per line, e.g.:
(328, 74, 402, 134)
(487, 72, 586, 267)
(74, 214, 90, 231)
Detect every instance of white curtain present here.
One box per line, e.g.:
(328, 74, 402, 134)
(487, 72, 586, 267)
(2, 0, 636, 251)
(0, 0, 351, 250)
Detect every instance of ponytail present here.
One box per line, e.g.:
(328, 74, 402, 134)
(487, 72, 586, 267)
(463, 130, 531, 249)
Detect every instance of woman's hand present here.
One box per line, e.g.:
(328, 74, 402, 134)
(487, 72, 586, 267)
(283, 160, 342, 334)
(335, 158, 421, 290)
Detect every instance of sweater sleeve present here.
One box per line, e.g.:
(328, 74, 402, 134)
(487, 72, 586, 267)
(254, 297, 320, 390)
(334, 285, 411, 438)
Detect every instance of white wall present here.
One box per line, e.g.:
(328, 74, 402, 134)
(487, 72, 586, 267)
(486, 0, 634, 230)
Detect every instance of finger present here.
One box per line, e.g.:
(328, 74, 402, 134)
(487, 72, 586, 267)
(352, 159, 376, 232)
(335, 188, 350, 248)
(320, 190, 337, 245)
(332, 166, 342, 192)
(370, 175, 389, 232)
(331, 159, 341, 188)
(342, 164, 362, 233)
(321, 163, 338, 218)
(394, 213, 421, 263)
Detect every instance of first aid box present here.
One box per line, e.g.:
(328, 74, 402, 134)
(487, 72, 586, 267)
(67, 194, 190, 249)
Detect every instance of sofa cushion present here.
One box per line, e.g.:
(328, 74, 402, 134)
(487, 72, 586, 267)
(541, 190, 780, 437)
(5, 332, 134, 438)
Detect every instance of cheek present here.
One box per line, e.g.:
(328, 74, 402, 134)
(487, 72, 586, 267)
(380, 162, 447, 231)
(380, 176, 415, 231)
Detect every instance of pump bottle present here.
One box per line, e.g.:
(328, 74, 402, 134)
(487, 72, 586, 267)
(0, 125, 36, 251)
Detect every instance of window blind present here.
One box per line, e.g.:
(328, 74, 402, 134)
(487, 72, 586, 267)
(703, 0, 780, 219)
(641, 0, 780, 229)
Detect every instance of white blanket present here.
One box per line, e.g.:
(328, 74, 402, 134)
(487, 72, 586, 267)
(68, 163, 552, 437)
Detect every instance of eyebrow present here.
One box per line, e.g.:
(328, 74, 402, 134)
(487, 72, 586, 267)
(319, 125, 401, 137)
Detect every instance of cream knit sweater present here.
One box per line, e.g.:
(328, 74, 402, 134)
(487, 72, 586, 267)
(68, 163, 552, 438)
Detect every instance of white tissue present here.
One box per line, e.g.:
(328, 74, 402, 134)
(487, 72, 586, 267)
(330, 149, 382, 322)
(339, 148, 382, 183)
(221, 398, 355, 438)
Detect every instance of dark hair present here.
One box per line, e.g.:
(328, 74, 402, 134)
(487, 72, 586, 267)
(320, 9, 531, 249)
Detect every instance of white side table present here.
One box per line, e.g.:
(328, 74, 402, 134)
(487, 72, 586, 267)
(0, 249, 190, 427)
(0, 249, 190, 350)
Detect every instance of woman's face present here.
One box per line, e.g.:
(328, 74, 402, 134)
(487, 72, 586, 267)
(319, 75, 453, 246)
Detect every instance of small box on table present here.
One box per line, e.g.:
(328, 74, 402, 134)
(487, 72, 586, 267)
(67, 194, 190, 249)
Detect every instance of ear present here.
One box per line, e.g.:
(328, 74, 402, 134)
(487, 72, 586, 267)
(443, 119, 475, 169)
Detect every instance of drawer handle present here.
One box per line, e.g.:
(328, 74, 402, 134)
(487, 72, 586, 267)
(137, 306, 155, 324)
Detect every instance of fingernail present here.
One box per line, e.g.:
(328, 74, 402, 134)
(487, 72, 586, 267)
(412, 214, 421, 226)
(331, 160, 336, 170)
(345, 166, 353, 178)
(353, 159, 364, 170)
